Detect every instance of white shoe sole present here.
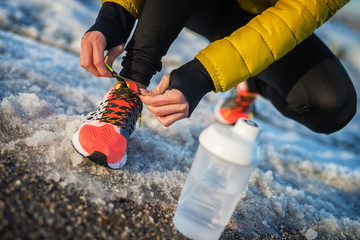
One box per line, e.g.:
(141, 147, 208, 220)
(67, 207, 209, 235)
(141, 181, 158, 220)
(214, 98, 229, 124)
(72, 130, 90, 157)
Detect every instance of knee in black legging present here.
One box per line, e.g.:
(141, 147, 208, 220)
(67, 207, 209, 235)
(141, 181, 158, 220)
(285, 79, 357, 134)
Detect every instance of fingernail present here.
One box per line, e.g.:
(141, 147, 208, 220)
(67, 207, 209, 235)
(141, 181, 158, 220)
(140, 88, 149, 95)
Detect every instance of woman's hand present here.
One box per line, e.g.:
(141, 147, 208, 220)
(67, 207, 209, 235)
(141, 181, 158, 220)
(80, 31, 124, 78)
(140, 74, 189, 127)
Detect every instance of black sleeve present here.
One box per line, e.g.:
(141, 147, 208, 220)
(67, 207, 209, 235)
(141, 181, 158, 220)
(169, 58, 215, 116)
(120, 0, 198, 87)
(87, 2, 135, 50)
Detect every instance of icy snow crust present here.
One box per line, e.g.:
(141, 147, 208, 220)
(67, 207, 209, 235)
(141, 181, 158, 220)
(1, 0, 360, 238)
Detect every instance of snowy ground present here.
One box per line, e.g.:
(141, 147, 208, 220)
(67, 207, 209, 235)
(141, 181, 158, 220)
(1, 0, 360, 239)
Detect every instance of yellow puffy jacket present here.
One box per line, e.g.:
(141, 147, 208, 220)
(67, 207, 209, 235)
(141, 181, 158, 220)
(102, 0, 349, 92)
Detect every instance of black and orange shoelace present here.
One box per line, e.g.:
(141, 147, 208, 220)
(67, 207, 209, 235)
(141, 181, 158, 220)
(98, 63, 143, 128)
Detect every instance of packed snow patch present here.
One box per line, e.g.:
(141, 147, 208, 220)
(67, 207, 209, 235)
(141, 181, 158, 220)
(1, 0, 360, 238)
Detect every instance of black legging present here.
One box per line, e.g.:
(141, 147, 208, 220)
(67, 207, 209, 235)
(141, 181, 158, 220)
(247, 35, 357, 134)
(122, 0, 357, 134)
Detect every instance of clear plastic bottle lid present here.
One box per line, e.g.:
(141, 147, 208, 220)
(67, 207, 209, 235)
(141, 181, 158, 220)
(199, 118, 260, 166)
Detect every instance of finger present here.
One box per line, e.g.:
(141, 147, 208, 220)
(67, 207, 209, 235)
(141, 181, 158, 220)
(141, 89, 186, 107)
(140, 88, 150, 95)
(92, 39, 110, 78)
(156, 112, 188, 127)
(105, 44, 125, 68)
(146, 103, 189, 117)
(148, 74, 170, 96)
(80, 40, 101, 77)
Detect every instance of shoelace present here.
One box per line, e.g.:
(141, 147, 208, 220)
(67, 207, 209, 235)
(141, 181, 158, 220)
(98, 64, 143, 128)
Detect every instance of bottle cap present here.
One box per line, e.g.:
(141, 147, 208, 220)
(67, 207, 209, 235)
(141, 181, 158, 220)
(233, 118, 260, 142)
(199, 118, 260, 166)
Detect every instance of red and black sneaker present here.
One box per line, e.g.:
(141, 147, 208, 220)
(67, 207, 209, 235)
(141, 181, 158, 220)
(214, 84, 256, 125)
(72, 67, 142, 169)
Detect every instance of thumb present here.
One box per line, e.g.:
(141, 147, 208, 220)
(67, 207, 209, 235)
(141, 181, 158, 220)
(148, 74, 170, 96)
(105, 44, 125, 67)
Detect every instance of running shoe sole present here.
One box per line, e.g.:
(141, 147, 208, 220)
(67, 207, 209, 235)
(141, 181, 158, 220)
(72, 128, 127, 169)
(214, 98, 229, 124)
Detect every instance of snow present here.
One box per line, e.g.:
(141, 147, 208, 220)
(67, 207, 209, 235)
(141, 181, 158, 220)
(1, 0, 360, 238)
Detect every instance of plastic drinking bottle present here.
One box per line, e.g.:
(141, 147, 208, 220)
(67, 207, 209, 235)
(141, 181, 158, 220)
(173, 118, 261, 240)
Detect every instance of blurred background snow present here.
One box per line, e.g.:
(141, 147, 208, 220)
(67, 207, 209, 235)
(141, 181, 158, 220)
(0, 0, 359, 238)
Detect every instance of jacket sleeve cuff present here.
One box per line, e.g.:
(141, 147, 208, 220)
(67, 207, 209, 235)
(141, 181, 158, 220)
(87, 2, 135, 50)
(169, 59, 215, 116)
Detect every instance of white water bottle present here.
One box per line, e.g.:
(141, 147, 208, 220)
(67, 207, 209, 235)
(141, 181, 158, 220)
(173, 118, 261, 240)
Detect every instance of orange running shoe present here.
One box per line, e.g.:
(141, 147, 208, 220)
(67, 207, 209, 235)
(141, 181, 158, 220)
(214, 84, 257, 125)
(72, 67, 142, 169)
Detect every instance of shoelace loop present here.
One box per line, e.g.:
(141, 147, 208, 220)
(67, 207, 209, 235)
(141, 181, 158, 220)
(98, 64, 143, 128)
(98, 85, 142, 128)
